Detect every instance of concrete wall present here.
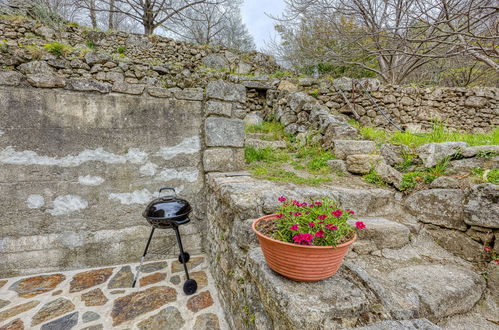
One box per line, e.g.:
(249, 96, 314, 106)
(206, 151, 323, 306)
(0, 86, 208, 277)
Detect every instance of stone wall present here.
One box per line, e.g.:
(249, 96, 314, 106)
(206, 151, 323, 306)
(0, 79, 247, 278)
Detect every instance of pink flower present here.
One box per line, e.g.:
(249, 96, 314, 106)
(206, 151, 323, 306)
(318, 221, 324, 224)
(308, 222, 315, 228)
(325, 224, 338, 230)
(292, 200, 299, 205)
(278, 196, 286, 203)
(294, 212, 302, 216)
(495, 260, 499, 265)
(317, 214, 327, 220)
(350, 210, 355, 215)
(315, 230, 325, 238)
(314, 201, 322, 206)
(355, 221, 366, 230)
(300, 202, 308, 207)
(302, 233, 314, 242)
(275, 213, 284, 219)
(293, 234, 302, 243)
(332, 210, 343, 218)
(290, 224, 300, 231)
(309, 204, 315, 207)
(484, 246, 491, 252)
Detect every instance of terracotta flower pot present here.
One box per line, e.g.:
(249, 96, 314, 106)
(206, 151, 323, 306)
(252, 214, 357, 282)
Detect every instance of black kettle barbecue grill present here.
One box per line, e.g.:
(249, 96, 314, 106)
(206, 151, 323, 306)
(132, 187, 198, 295)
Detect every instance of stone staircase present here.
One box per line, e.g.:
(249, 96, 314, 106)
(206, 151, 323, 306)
(205, 172, 499, 330)
(245, 133, 287, 150)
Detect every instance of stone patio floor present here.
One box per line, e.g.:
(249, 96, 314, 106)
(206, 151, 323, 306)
(0, 254, 228, 329)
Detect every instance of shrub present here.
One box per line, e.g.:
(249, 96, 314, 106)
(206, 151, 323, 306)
(43, 42, 71, 56)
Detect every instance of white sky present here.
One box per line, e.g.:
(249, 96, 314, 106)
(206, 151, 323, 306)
(241, 0, 286, 51)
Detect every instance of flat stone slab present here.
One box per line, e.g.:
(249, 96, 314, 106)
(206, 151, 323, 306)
(245, 138, 287, 149)
(347, 217, 410, 253)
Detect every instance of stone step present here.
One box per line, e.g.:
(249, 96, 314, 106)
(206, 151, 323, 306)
(348, 217, 411, 254)
(245, 138, 287, 150)
(246, 132, 275, 140)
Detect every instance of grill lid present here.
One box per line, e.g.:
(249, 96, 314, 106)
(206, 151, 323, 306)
(143, 188, 191, 221)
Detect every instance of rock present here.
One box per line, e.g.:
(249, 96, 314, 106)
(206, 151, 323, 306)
(80, 325, 103, 330)
(346, 154, 383, 174)
(464, 183, 499, 228)
(460, 145, 499, 158)
(358, 78, 381, 91)
(203, 148, 245, 172)
(448, 157, 499, 174)
(187, 291, 214, 312)
(170, 275, 181, 285)
(0, 319, 24, 330)
(69, 267, 114, 293)
(147, 86, 176, 98)
(194, 313, 221, 330)
(185, 271, 208, 290)
(34, 26, 55, 39)
(466, 226, 494, 245)
(108, 266, 133, 289)
(40, 312, 78, 330)
(487, 262, 499, 305)
(18, 61, 54, 74)
(205, 117, 245, 147)
(405, 189, 466, 230)
(379, 143, 409, 166)
(66, 79, 111, 94)
(322, 125, 359, 149)
(348, 217, 410, 252)
(139, 272, 166, 287)
(352, 318, 440, 329)
(171, 256, 204, 273)
(374, 161, 402, 189)
(9, 274, 65, 298)
(84, 52, 112, 65)
(236, 62, 252, 74)
(51, 290, 62, 296)
(110, 290, 125, 295)
(175, 88, 204, 101)
(386, 265, 485, 321)
(0, 280, 6, 288)
(245, 138, 286, 150)
(425, 225, 483, 262)
(202, 54, 229, 70)
(82, 311, 100, 323)
(47, 59, 68, 69)
(81, 288, 108, 306)
(206, 80, 246, 103)
(112, 82, 145, 95)
(429, 176, 462, 189)
(244, 113, 263, 126)
(465, 96, 487, 108)
(277, 80, 298, 92)
(0, 301, 39, 323)
(417, 142, 467, 168)
(206, 100, 232, 117)
(140, 261, 168, 273)
(0, 299, 9, 309)
(332, 77, 353, 90)
(27, 74, 65, 88)
(400, 96, 414, 106)
(31, 298, 75, 326)
(288, 92, 314, 112)
(0, 71, 24, 86)
(242, 79, 275, 90)
(137, 306, 185, 330)
(334, 140, 377, 160)
(327, 160, 347, 172)
(111, 286, 177, 326)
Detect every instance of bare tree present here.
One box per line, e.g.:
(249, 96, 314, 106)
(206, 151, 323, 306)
(169, 0, 254, 50)
(271, 0, 498, 84)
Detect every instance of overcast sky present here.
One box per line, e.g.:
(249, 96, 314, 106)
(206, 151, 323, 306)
(241, 0, 286, 51)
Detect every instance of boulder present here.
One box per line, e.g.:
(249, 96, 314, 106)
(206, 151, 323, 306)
(84, 51, 112, 66)
(327, 160, 347, 173)
(26, 74, 65, 88)
(346, 154, 383, 174)
(487, 262, 499, 305)
(429, 176, 462, 189)
(18, 61, 54, 75)
(347, 217, 410, 251)
(417, 142, 467, 168)
(334, 140, 377, 160)
(405, 189, 466, 230)
(386, 265, 485, 321)
(374, 161, 402, 189)
(277, 80, 298, 92)
(206, 80, 246, 103)
(202, 54, 229, 71)
(0, 71, 24, 86)
(460, 145, 499, 158)
(464, 183, 499, 228)
(322, 125, 359, 149)
(425, 225, 483, 262)
(448, 157, 499, 174)
(379, 143, 409, 166)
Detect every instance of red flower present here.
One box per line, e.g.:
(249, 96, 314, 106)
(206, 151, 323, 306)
(302, 233, 314, 242)
(484, 246, 491, 252)
(293, 234, 302, 243)
(292, 200, 299, 205)
(315, 230, 325, 238)
(346, 208, 355, 215)
(294, 212, 302, 216)
(325, 224, 338, 230)
(290, 224, 300, 231)
(300, 202, 308, 207)
(318, 221, 324, 224)
(278, 196, 286, 203)
(308, 222, 315, 228)
(332, 210, 343, 218)
(317, 214, 327, 220)
(275, 213, 284, 219)
(495, 260, 499, 265)
(314, 201, 322, 206)
(355, 221, 366, 230)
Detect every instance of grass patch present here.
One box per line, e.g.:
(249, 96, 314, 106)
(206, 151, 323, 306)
(400, 172, 437, 191)
(250, 163, 332, 186)
(363, 170, 386, 186)
(245, 121, 287, 140)
(245, 146, 289, 164)
(351, 121, 498, 148)
(43, 41, 72, 56)
(306, 151, 335, 174)
(471, 168, 499, 184)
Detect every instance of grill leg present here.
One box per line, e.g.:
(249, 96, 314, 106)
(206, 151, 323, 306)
(132, 227, 155, 288)
(173, 225, 190, 280)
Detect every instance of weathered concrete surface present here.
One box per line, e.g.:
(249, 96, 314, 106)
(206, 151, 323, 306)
(0, 87, 205, 277)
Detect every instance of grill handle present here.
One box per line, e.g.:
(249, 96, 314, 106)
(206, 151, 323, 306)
(159, 187, 177, 197)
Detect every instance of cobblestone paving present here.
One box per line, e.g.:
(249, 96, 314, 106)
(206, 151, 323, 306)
(0, 255, 228, 329)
